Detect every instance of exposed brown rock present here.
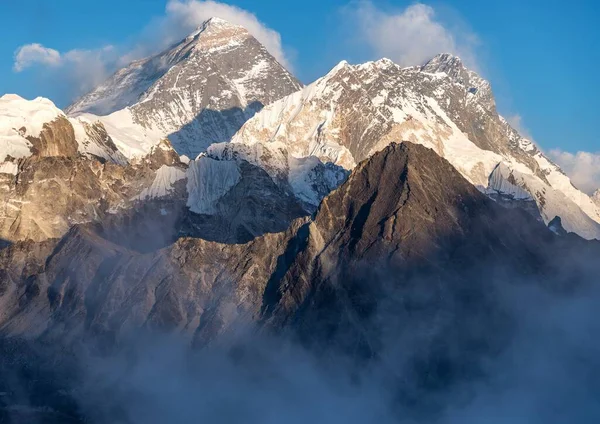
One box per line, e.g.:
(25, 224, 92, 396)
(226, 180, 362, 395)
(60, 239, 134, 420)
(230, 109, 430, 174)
(26, 116, 79, 158)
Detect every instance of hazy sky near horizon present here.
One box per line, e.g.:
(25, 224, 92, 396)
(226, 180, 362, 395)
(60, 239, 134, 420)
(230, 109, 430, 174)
(0, 0, 599, 190)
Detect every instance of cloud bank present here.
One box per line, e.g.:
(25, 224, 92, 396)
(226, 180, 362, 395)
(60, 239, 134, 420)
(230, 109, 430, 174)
(12, 0, 291, 105)
(548, 149, 600, 195)
(345, 1, 480, 69)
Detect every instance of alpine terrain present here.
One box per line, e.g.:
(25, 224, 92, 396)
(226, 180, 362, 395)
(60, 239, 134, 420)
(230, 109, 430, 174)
(0, 16, 599, 424)
(230, 54, 600, 239)
(67, 17, 302, 159)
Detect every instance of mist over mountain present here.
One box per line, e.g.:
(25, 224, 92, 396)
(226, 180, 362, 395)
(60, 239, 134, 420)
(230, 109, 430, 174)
(0, 16, 599, 424)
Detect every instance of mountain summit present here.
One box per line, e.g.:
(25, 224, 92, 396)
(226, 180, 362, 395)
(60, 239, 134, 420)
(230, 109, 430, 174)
(67, 18, 302, 158)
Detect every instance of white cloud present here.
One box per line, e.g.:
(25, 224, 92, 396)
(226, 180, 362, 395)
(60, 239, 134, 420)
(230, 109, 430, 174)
(13, 43, 119, 98)
(11, 1, 291, 105)
(548, 149, 600, 195)
(14, 43, 62, 71)
(346, 1, 479, 69)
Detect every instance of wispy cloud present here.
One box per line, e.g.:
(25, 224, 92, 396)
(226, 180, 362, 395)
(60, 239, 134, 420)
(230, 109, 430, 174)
(344, 1, 480, 69)
(11, 0, 291, 104)
(548, 149, 600, 195)
(505, 114, 536, 142)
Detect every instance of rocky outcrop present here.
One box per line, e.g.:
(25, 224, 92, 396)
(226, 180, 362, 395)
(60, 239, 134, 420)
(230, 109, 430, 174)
(26, 116, 79, 158)
(183, 159, 307, 243)
(548, 216, 568, 236)
(0, 137, 184, 243)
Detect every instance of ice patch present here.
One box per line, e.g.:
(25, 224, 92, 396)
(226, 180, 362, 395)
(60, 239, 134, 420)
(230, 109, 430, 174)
(186, 155, 241, 215)
(137, 165, 186, 199)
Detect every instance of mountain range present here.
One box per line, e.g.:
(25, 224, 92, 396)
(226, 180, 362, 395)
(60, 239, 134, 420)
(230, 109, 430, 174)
(0, 17, 599, 423)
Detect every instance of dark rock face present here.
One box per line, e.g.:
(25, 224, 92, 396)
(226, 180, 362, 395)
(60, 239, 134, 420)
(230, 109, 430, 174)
(1, 143, 596, 348)
(181, 161, 307, 244)
(259, 143, 558, 342)
(548, 216, 568, 236)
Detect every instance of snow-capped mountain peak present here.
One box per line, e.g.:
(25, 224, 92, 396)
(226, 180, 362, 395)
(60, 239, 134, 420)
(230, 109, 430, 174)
(67, 18, 302, 159)
(230, 54, 600, 240)
(192, 16, 247, 34)
(67, 18, 251, 117)
(421, 53, 494, 110)
(421, 53, 465, 73)
(183, 16, 252, 55)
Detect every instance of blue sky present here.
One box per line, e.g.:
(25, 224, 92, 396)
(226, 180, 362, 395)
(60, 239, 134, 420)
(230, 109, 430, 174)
(1, 0, 599, 162)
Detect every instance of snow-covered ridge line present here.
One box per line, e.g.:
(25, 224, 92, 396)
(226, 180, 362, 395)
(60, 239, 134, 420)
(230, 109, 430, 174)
(0, 94, 125, 165)
(0, 94, 62, 161)
(229, 53, 600, 239)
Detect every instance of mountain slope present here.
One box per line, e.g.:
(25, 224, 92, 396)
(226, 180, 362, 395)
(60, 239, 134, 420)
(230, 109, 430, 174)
(0, 142, 593, 344)
(0, 94, 190, 243)
(0, 18, 307, 244)
(1, 142, 599, 422)
(68, 18, 302, 159)
(230, 54, 600, 239)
